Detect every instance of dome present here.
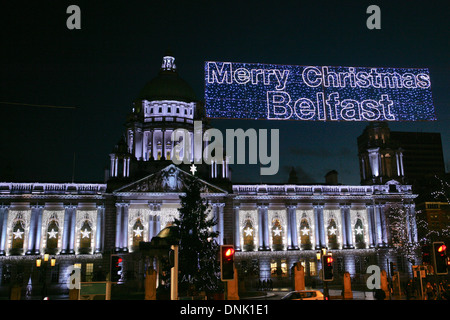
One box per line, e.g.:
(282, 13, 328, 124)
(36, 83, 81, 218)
(138, 54, 197, 103)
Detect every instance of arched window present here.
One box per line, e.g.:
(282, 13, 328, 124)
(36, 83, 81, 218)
(132, 218, 144, 248)
(299, 218, 312, 250)
(11, 220, 25, 255)
(243, 219, 255, 251)
(271, 219, 283, 251)
(79, 220, 92, 253)
(354, 218, 366, 249)
(327, 219, 339, 250)
(46, 219, 59, 253)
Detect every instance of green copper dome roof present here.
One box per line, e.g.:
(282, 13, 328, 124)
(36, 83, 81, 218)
(138, 54, 197, 103)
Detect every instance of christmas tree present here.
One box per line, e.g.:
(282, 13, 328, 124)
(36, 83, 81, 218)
(174, 176, 222, 296)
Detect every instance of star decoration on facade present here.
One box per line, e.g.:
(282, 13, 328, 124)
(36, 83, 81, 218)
(244, 227, 253, 236)
(13, 229, 24, 239)
(134, 227, 143, 237)
(190, 164, 197, 175)
(81, 228, 91, 238)
(328, 226, 337, 235)
(301, 227, 310, 236)
(47, 229, 58, 239)
(355, 226, 364, 235)
(273, 227, 282, 236)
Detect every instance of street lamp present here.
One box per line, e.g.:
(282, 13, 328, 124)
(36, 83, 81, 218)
(36, 254, 56, 299)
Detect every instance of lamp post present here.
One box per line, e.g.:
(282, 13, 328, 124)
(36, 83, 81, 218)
(36, 254, 56, 299)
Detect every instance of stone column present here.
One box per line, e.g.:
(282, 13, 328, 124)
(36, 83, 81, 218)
(374, 204, 383, 247)
(286, 205, 292, 249)
(0, 205, 9, 255)
(290, 205, 299, 250)
(122, 203, 129, 252)
(233, 206, 241, 251)
(287, 205, 298, 250)
(34, 205, 44, 255)
(314, 205, 321, 250)
(262, 205, 269, 250)
(340, 205, 349, 248)
(218, 203, 225, 245)
(143, 131, 148, 161)
(68, 205, 77, 254)
(258, 205, 264, 250)
(379, 204, 388, 246)
(366, 204, 376, 248)
(115, 203, 123, 251)
(344, 206, 353, 249)
(314, 205, 325, 248)
(95, 204, 105, 253)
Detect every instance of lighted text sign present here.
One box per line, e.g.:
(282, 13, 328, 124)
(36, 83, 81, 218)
(204, 61, 435, 121)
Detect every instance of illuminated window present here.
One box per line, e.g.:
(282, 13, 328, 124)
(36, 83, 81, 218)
(79, 220, 92, 253)
(85, 263, 94, 282)
(243, 219, 255, 251)
(46, 219, 59, 252)
(270, 259, 288, 277)
(354, 218, 366, 249)
(132, 218, 144, 248)
(11, 220, 25, 254)
(299, 218, 312, 250)
(309, 260, 317, 276)
(271, 219, 283, 251)
(327, 219, 339, 249)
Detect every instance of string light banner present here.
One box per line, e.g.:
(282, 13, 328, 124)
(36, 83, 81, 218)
(204, 61, 436, 121)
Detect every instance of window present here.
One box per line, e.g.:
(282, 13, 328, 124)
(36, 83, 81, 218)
(309, 260, 317, 276)
(46, 219, 59, 253)
(299, 218, 312, 250)
(85, 263, 94, 282)
(11, 220, 25, 254)
(132, 218, 144, 248)
(271, 219, 283, 251)
(354, 218, 366, 249)
(243, 220, 255, 251)
(327, 219, 339, 249)
(79, 220, 92, 254)
(270, 259, 288, 277)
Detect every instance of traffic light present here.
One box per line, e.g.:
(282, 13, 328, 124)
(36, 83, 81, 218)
(422, 244, 431, 264)
(111, 255, 123, 282)
(432, 242, 448, 275)
(220, 245, 235, 281)
(322, 254, 334, 281)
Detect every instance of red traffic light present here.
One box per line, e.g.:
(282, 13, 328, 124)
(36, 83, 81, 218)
(224, 248, 235, 257)
(326, 257, 334, 264)
(438, 244, 447, 253)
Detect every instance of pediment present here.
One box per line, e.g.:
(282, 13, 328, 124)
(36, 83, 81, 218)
(113, 164, 227, 194)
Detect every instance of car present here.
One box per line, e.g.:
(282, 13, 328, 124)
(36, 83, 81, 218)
(281, 290, 325, 301)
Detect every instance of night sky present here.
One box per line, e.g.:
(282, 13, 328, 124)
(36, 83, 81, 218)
(1, 0, 449, 185)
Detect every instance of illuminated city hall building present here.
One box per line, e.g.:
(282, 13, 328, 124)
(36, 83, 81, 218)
(0, 53, 419, 297)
